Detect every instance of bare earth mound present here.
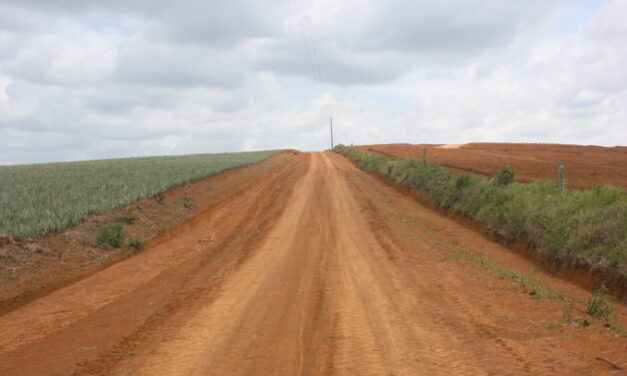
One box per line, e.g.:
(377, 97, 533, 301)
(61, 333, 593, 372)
(359, 143, 627, 189)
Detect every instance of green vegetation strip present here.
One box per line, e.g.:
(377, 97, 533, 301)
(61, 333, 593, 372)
(449, 246, 625, 335)
(448, 246, 575, 303)
(334, 145, 626, 282)
(0, 150, 280, 237)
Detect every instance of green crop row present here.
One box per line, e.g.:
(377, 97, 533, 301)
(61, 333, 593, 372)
(334, 145, 626, 282)
(0, 150, 280, 237)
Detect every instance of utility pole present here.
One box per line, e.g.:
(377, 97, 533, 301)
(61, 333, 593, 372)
(330, 117, 334, 149)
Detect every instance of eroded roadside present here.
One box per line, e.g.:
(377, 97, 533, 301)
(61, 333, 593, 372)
(0, 151, 296, 315)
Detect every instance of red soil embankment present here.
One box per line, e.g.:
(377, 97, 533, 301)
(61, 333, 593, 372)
(359, 143, 627, 189)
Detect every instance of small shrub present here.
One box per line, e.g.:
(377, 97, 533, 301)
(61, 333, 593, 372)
(494, 166, 515, 186)
(97, 224, 125, 249)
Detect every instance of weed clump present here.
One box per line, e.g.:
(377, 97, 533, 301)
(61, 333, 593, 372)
(587, 288, 613, 320)
(97, 224, 125, 249)
(179, 196, 196, 209)
(129, 238, 145, 251)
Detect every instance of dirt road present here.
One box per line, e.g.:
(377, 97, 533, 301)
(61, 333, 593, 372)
(0, 152, 624, 375)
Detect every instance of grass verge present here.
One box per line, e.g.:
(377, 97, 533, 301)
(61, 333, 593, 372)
(334, 145, 626, 289)
(449, 246, 575, 303)
(448, 246, 625, 335)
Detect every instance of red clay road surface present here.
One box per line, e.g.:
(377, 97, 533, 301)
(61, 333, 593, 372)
(360, 143, 627, 189)
(0, 152, 625, 375)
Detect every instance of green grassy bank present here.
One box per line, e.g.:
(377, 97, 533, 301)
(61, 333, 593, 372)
(334, 145, 626, 286)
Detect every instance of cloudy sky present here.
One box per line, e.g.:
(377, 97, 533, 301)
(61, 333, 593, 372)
(0, 0, 625, 164)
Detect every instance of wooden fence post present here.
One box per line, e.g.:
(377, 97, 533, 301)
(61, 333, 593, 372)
(557, 163, 565, 192)
(422, 149, 428, 167)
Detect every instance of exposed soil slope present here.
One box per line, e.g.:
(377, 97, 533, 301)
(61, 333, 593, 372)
(359, 143, 627, 189)
(0, 152, 624, 375)
(0, 151, 296, 315)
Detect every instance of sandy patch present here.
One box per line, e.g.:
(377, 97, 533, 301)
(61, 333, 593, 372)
(436, 144, 465, 149)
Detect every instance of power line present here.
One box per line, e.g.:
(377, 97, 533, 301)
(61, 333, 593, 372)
(292, 0, 335, 148)
(301, 7, 324, 84)
(292, 0, 323, 84)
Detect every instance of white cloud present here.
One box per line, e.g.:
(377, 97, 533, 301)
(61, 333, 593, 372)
(113, 36, 251, 88)
(4, 33, 119, 87)
(0, 0, 625, 164)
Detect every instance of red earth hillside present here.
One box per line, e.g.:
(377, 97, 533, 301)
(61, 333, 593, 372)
(358, 143, 627, 189)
